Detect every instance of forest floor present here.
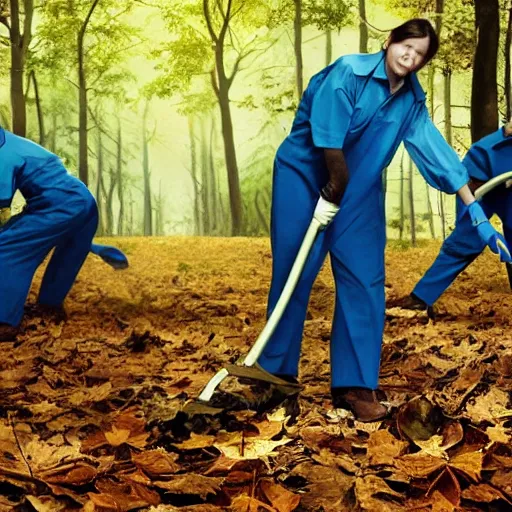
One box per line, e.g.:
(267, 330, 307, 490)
(1, 236, 512, 512)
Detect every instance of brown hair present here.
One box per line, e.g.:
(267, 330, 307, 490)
(387, 19, 439, 66)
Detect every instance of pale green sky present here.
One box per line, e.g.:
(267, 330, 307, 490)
(0, 1, 475, 236)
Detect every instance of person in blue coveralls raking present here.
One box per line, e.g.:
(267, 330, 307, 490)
(0, 126, 129, 340)
(392, 119, 512, 313)
(253, 18, 511, 422)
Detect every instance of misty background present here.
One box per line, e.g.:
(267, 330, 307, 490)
(0, 0, 508, 242)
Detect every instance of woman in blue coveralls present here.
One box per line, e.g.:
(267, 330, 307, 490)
(0, 126, 128, 341)
(393, 119, 512, 312)
(255, 19, 511, 422)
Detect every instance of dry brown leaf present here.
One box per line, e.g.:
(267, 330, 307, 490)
(465, 388, 511, 423)
(104, 426, 131, 446)
(172, 432, 216, 450)
(441, 421, 464, 450)
(0, 420, 32, 478)
(119, 468, 152, 486)
(47, 483, 88, 505)
(299, 425, 352, 454)
(414, 435, 449, 459)
(230, 494, 275, 512)
(461, 483, 512, 504)
(152, 474, 223, 499)
(354, 475, 403, 512)
(39, 461, 97, 486)
(486, 424, 511, 445)
(250, 419, 283, 440)
(430, 490, 457, 512)
(427, 467, 461, 507)
(132, 449, 180, 477)
(397, 396, 443, 442)
(204, 455, 242, 475)
(214, 431, 292, 460)
(82, 408, 149, 452)
(68, 382, 113, 406)
(395, 453, 446, 478)
(20, 435, 84, 474)
(260, 479, 300, 512)
(93, 477, 161, 511)
(312, 448, 359, 474)
(286, 463, 353, 512)
(491, 469, 512, 496)
(448, 451, 483, 482)
(25, 495, 69, 512)
(367, 430, 409, 466)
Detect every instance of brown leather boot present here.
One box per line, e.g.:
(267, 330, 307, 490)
(24, 303, 67, 323)
(389, 293, 427, 310)
(0, 323, 19, 342)
(388, 293, 435, 319)
(332, 387, 388, 422)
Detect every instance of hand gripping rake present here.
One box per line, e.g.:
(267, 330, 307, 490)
(474, 171, 512, 289)
(195, 216, 323, 405)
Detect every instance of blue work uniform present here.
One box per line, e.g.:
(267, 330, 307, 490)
(0, 127, 125, 327)
(413, 127, 512, 306)
(257, 51, 470, 390)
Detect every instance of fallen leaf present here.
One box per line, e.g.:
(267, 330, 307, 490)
(260, 479, 300, 512)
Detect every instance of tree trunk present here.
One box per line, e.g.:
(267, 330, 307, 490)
(8, 0, 33, 137)
(158, 181, 164, 235)
(209, 116, 218, 233)
(106, 167, 116, 236)
(255, 190, 270, 235)
(77, 0, 100, 186)
(188, 116, 201, 236)
(325, 29, 332, 66)
(30, 70, 45, 146)
(95, 129, 105, 236)
(116, 119, 124, 235)
(129, 191, 134, 236)
(217, 87, 242, 235)
(200, 118, 210, 235)
(409, 156, 416, 247)
(142, 100, 152, 236)
(471, 0, 499, 142)
(204, 0, 243, 235)
(293, 0, 303, 99)
(505, 2, 512, 120)
(399, 149, 405, 240)
(438, 69, 453, 240)
(359, 0, 368, 53)
(425, 183, 435, 239)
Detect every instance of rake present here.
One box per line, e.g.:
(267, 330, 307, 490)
(193, 215, 323, 407)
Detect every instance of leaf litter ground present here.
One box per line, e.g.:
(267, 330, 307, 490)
(1, 237, 512, 512)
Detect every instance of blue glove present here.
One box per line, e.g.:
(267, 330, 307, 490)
(90, 243, 129, 270)
(467, 202, 512, 263)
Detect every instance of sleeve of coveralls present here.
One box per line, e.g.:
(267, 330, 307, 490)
(0, 157, 18, 208)
(403, 104, 469, 194)
(310, 60, 356, 149)
(461, 143, 491, 181)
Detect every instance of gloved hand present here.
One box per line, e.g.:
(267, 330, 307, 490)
(0, 207, 11, 227)
(313, 196, 339, 228)
(467, 201, 512, 262)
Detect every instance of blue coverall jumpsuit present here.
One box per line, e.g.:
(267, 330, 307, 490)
(257, 51, 472, 390)
(412, 127, 512, 306)
(0, 127, 124, 327)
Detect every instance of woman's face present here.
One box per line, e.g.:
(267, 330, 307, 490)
(385, 36, 430, 79)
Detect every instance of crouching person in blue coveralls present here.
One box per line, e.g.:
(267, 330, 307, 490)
(0, 126, 129, 341)
(394, 119, 512, 313)
(254, 19, 511, 422)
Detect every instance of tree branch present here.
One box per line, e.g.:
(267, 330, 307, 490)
(203, 0, 218, 44)
(21, 0, 34, 56)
